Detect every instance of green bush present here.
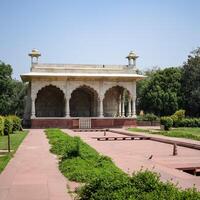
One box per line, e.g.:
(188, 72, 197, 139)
(0, 116, 4, 136)
(4, 116, 13, 135)
(171, 114, 179, 127)
(173, 109, 185, 120)
(10, 115, 22, 132)
(78, 170, 200, 200)
(178, 118, 200, 127)
(171, 110, 186, 127)
(160, 116, 173, 130)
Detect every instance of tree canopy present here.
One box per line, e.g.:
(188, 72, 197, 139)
(181, 48, 200, 117)
(0, 61, 26, 116)
(137, 67, 183, 116)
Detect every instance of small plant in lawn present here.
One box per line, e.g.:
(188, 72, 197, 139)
(4, 116, 13, 135)
(10, 115, 22, 132)
(0, 116, 4, 136)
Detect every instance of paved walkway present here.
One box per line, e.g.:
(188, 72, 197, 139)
(0, 129, 71, 200)
(65, 129, 200, 190)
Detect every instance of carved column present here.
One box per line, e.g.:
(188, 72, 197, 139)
(65, 98, 70, 117)
(99, 97, 104, 117)
(132, 97, 136, 118)
(118, 95, 121, 117)
(31, 97, 36, 118)
(121, 90, 125, 117)
(128, 98, 132, 117)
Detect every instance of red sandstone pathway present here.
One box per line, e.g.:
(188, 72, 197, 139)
(65, 129, 200, 190)
(0, 129, 71, 200)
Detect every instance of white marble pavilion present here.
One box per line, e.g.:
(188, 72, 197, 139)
(21, 49, 145, 128)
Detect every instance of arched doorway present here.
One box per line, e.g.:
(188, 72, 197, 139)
(35, 85, 65, 117)
(103, 86, 130, 117)
(70, 85, 99, 117)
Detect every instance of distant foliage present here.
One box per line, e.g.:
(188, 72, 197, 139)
(137, 67, 183, 116)
(137, 113, 158, 121)
(0, 61, 27, 117)
(177, 118, 200, 127)
(181, 48, 200, 117)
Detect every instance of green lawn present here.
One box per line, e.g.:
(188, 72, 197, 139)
(46, 128, 200, 199)
(129, 127, 200, 141)
(128, 127, 150, 133)
(0, 131, 28, 173)
(45, 128, 124, 183)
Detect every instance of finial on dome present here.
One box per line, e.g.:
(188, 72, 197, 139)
(28, 49, 41, 64)
(126, 51, 138, 67)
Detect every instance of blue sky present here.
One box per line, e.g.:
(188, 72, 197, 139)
(0, 0, 200, 79)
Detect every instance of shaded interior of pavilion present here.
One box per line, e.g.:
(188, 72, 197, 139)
(35, 85, 135, 118)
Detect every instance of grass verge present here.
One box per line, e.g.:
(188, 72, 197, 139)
(128, 127, 150, 133)
(0, 131, 28, 173)
(45, 128, 200, 200)
(157, 128, 200, 141)
(45, 128, 124, 183)
(129, 127, 200, 141)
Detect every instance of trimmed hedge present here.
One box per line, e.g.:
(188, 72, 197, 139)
(137, 113, 158, 121)
(177, 118, 200, 127)
(0, 116, 4, 136)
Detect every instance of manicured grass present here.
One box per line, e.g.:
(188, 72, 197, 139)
(157, 128, 200, 141)
(128, 127, 150, 133)
(45, 128, 124, 183)
(45, 128, 200, 200)
(129, 127, 200, 141)
(0, 131, 28, 173)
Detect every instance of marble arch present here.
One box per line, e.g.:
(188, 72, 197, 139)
(35, 85, 65, 117)
(69, 85, 99, 117)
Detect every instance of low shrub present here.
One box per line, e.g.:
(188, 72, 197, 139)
(137, 113, 158, 122)
(178, 118, 200, 127)
(171, 110, 186, 127)
(4, 116, 13, 135)
(78, 170, 200, 200)
(171, 114, 179, 127)
(0, 116, 4, 136)
(160, 116, 173, 130)
(10, 115, 22, 132)
(173, 109, 185, 120)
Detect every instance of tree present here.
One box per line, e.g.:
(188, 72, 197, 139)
(181, 48, 200, 117)
(137, 67, 183, 116)
(0, 61, 26, 116)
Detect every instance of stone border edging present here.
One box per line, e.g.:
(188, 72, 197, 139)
(109, 129, 200, 151)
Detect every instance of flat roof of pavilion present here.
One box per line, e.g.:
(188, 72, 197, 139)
(21, 63, 146, 82)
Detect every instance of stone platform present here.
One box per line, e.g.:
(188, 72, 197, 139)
(31, 118, 137, 129)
